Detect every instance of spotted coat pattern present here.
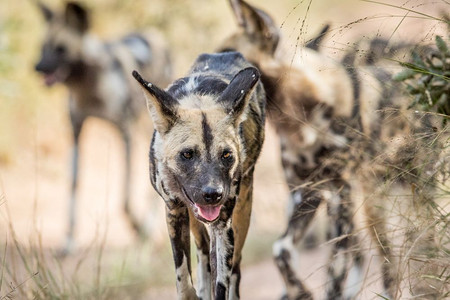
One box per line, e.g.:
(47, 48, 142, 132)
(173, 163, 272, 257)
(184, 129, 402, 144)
(219, 0, 445, 299)
(133, 51, 265, 300)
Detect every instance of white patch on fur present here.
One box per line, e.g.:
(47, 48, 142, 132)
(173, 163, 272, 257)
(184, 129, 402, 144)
(301, 125, 318, 147)
(176, 254, 197, 298)
(344, 263, 364, 299)
(99, 73, 128, 117)
(293, 190, 302, 204)
(214, 219, 233, 290)
(280, 146, 298, 164)
(285, 168, 294, 181)
(326, 131, 348, 148)
(273, 235, 294, 259)
(358, 67, 383, 136)
(327, 192, 341, 216)
(229, 273, 239, 300)
(287, 190, 302, 219)
(196, 251, 211, 299)
(126, 38, 151, 63)
(331, 252, 347, 279)
(184, 76, 199, 93)
(82, 34, 107, 66)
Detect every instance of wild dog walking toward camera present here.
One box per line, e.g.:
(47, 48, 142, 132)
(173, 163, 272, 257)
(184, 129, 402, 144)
(220, 0, 445, 299)
(133, 51, 265, 300)
(35, 1, 172, 253)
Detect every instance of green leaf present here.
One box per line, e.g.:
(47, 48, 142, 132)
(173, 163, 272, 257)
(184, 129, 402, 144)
(406, 83, 420, 94)
(412, 51, 426, 67)
(416, 94, 425, 105)
(436, 35, 448, 54)
(393, 69, 416, 81)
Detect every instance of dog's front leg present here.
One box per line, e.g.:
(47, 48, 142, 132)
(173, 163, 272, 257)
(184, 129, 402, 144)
(64, 111, 85, 255)
(211, 199, 236, 300)
(165, 205, 198, 300)
(118, 124, 145, 238)
(190, 210, 212, 299)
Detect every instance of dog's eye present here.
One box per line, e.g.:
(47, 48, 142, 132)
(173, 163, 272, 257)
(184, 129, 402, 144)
(222, 150, 233, 160)
(55, 45, 66, 55)
(181, 150, 194, 160)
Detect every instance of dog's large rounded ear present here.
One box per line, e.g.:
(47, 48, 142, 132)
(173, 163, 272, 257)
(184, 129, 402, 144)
(228, 0, 279, 53)
(219, 67, 260, 121)
(64, 1, 89, 33)
(37, 1, 54, 22)
(132, 70, 179, 133)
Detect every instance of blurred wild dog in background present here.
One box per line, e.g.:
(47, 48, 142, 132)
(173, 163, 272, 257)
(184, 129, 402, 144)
(219, 0, 447, 299)
(133, 51, 265, 300)
(34, 1, 172, 254)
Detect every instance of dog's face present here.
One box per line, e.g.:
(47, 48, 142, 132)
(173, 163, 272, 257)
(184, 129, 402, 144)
(35, 2, 89, 86)
(218, 0, 280, 57)
(133, 68, 260, 223)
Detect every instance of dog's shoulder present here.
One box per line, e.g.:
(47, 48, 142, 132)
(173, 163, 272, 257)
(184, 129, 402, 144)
(167, 51, 261, 101)
(191, 52, 252, 79)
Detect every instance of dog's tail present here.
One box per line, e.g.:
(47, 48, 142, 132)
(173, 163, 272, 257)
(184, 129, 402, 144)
(305, 24, 330, 51)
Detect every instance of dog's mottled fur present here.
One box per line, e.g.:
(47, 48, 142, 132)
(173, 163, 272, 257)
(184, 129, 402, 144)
(219, 0, 444, 299)
(133, 51, 265, 300)
(35, 1, 172, 253)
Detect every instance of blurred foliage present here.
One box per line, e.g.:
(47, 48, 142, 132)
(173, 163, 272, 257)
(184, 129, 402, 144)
(394, 30, 450, 123)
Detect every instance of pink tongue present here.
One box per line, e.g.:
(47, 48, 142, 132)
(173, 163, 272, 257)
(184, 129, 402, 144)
(196, 204, 222, 221)
(44, 73, 58, 86)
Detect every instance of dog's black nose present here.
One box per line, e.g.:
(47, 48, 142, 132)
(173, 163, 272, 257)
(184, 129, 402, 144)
(202, 186, 223, 203)
(35, 62, 44, 72)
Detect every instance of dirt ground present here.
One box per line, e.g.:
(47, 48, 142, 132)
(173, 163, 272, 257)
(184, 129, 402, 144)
(142, 246, 385, 300)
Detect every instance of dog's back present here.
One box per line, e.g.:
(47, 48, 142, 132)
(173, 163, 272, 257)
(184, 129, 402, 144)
(96, 30, 172, 122)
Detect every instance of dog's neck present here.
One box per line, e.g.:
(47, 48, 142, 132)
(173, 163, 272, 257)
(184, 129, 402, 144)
(65, 60, 98, 89)
(64, 34, 108, 101)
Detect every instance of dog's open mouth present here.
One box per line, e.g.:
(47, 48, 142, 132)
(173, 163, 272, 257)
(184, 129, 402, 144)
(42, 67, 69, 86)
(194, 204, 222, 222)
(181, 185, 223, 222)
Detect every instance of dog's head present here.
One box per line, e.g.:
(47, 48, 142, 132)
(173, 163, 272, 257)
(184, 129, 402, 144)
(34, 1, 89, 86)
(133, 65, 260, 223)
(218, 0, 280, 57)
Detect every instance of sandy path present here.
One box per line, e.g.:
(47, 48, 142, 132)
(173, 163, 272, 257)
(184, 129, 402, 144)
(142, 246, 385, 300)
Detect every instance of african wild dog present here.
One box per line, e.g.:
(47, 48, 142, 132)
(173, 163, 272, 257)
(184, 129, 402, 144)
(219, 0, 444, 299)
(35, 1, 172, 253)
(132, 51, 265, 299)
